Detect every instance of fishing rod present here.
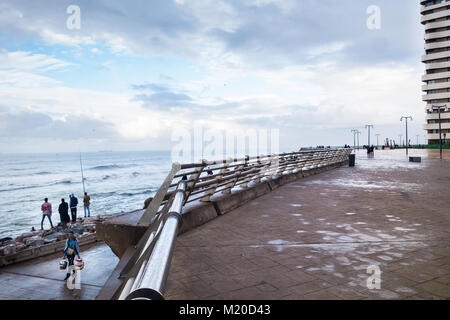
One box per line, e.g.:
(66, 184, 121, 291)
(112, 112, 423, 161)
(80, 152, 86, 194)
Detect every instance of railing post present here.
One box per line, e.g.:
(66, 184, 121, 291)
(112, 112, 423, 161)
(201, 160, 230, 201)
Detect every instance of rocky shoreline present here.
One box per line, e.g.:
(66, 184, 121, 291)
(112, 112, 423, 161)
(0, 216, 103, 267)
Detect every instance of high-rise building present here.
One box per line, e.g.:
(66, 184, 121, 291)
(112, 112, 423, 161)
(421, 0, 450, 144)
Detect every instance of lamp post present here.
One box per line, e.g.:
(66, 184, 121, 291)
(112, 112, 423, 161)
(365, 125, 374, 147)
(351, 129, 358, 152)
(356, 130, 361, 151)
(375, 134, 381, 148)
(398, 134, 403, 148)
(431, 105, 449, 160)
(416, 135, 420, 146)
(400, 116, 413, 156)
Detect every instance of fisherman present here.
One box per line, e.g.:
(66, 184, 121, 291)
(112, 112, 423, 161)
(83, 192, 91, 218)
(63, 231, 81, 281)
(58, 198, 70, 229)
(69, 194, 78, 223)
(41, 198, 54, 230)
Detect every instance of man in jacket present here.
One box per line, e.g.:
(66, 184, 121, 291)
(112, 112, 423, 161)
(69, 194, 78, 223)
(41, 198, 54, 230)
(58, 199, 70, 228)
(83, 192, 91, 218)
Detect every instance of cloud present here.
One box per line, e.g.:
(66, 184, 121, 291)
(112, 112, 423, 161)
(0, 50, 72, 72)
(0, 0, 422, 68)
(0, 110, 118, 140)
(0, 1, 427, 152)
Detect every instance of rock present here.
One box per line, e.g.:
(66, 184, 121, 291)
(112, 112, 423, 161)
(25, 236, 45, 247)
(68, 226, 85, 236)
(0, 242, 26, 256)
(82, 217, 101, 225)
(43, 232, 66, 243)
(44, 238, 57, 245)
(0, 237, 12, 246)
(16, 230, 45, 243)
(85, 224, 96, 233)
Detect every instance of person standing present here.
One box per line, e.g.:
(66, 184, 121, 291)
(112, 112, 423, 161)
(69, 194, 78, 223)
(63, 231, 81, 281)
(58, 199, 70, 228)
(83, 192, 91, 218)
(41, 198, 54, 230)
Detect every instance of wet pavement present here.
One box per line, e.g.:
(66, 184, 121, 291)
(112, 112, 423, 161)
(0, 242, 118, 300)
(165, 149, 450, 300)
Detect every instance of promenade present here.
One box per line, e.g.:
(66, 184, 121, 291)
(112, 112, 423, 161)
(164, 150, 450, 300)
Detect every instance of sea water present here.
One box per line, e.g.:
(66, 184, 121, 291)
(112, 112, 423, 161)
(0, 151, 171, 239)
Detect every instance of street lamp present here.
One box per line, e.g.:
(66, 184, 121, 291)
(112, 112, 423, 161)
(431, 105, 449, 160)
(398, 134, 403, 148)
(400, 116, 413, 155)
(416, 135, 420, 146)
(375, 134, 381, 148)
(356, 130, 361, 151)
(365, 125, 374, 147)
(351, 129, 358, 152)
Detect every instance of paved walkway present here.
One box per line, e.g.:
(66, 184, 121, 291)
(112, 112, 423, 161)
(0, 242, 118, 300)
(165, 150, 450, 300)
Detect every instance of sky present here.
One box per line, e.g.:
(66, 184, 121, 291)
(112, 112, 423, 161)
(0, 0, 426, 155)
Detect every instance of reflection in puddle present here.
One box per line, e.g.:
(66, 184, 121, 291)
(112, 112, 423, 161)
(394, 227, 416, 232)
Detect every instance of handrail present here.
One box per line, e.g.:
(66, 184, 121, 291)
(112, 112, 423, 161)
(120, 181, 186, 300)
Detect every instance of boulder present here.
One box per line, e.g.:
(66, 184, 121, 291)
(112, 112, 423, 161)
(0, 242, 26, 256)
(0, 237, 13, 247)
(43, 232, 66, 243)
(25, 236, 45, 247)
(82, 217, 101, 225)
(85, 224, 96, 233)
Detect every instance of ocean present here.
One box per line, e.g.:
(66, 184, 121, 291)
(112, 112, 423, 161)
(0, 151, 172, 239)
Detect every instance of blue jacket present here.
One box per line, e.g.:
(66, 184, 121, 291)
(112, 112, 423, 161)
(64, 237, 80, 256)
(69, 196, 78, 208)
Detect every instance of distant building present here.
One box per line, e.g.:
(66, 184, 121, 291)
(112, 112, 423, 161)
(421, 0, 450, 144)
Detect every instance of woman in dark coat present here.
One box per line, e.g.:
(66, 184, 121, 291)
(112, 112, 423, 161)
(58, 199, 71, 228)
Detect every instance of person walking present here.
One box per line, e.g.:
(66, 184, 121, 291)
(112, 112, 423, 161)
(69, 194, 78, 223)
(41, 198, 54, 230)
(63, 231, 81, 281)
(83, 192, 91, 218)
(58, 199, 70, 229)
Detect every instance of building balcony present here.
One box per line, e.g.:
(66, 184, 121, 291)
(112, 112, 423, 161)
(421, 1, 450, 14)
(422, 70, 450, 81)
(423, 91, 450, 101)
(421, 9, 450, 24)
(422, 51, 450, 62)
(424, 30, 450, 41)
(422, 82, 450, 91)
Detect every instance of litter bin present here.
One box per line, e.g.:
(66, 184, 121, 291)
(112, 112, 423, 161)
(349, 154, 356, 167)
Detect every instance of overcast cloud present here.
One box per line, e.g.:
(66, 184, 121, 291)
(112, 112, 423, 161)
(0, 0, 426, 153)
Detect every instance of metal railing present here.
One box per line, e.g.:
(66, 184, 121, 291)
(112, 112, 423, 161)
(118, 181, 186, 300)
(115, 148, 351, 300)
